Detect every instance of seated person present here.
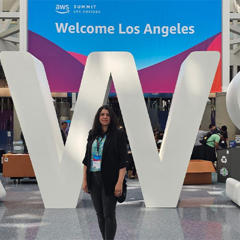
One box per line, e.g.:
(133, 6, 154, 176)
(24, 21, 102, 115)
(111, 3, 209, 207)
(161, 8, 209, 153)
(203, 128, 221, 163)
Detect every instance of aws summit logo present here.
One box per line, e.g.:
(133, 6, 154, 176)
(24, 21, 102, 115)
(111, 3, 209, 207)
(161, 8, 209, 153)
(56, 4, 70, 14)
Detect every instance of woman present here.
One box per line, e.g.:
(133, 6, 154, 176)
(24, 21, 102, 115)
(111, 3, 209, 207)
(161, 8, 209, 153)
(82, 105, 127, 240)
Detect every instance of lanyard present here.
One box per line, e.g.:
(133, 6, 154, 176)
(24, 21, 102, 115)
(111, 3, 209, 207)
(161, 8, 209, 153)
(96, 136, 104, 154)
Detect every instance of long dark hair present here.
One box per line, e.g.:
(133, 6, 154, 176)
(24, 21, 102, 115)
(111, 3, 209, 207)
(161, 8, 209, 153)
(92, 105, 119, 136)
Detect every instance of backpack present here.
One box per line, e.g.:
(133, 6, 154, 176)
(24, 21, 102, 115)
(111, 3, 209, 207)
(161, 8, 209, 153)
(200, 132, 212, 145)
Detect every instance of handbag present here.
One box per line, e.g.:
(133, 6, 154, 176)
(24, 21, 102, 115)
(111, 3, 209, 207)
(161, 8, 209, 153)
(116, 178, 127, 203)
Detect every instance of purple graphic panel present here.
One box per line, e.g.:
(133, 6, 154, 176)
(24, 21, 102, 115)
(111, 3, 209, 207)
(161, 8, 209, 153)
(138, 35, 217, 93)
(28, 31, 85, 92)
(28, 31, 218, 93)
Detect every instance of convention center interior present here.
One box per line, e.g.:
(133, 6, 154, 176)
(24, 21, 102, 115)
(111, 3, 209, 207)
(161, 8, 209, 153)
(0, 0, 240, 239)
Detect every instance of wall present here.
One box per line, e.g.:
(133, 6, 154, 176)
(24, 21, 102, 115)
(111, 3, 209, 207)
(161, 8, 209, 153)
(200, 101, 212, 131)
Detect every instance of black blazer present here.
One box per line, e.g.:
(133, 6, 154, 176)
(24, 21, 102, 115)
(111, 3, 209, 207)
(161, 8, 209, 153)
(82, 128, 128, 195)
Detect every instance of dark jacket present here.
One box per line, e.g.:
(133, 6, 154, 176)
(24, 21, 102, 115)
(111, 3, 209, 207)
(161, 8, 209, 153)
(82, 128, 128, 195)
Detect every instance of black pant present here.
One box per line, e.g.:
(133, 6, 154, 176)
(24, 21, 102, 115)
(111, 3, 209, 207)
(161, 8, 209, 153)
(90, 172, 117, 240)
(191, 145, 205, 160)
(203, 145, 217, 162)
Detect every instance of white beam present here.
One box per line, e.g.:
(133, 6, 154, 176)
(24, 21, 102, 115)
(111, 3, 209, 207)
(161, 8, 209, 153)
(230, 13, 240, 20)
(230, 38, 240, 44)
(3, 36, 19, 43)
(233, 46, 240, 55)
(232, 0, 240, 14)
(0, 0, 19, 33)
(0, 12, 19, 19)
(0, 25, 19, 38)
(0, 39, 18, 51)
(230, 25, 240, 35)
(0, 1, 3, 12)
(222, 0, 230, 92)
(20, 0, 27, 51)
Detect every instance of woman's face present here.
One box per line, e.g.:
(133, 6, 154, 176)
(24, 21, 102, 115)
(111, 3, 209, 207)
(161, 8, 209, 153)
(99, 109, 111, 127)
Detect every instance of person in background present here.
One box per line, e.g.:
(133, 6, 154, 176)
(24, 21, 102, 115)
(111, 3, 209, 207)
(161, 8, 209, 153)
(219, 125, 228, 149)
(82, 105, 127, 240)
(126, 143, 137, 179)
(209, 124, 216, 133)
(158, 130, 164, 140)
(204, 128, 222, 164)
(60, 121, 68, 145)
(20, 132, 28, 154)
(153, 128, 162, 150)
(195, 128, 208, 146)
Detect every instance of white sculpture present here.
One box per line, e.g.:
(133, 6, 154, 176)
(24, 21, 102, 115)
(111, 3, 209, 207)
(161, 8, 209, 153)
(226, 71, 240, 206)
(226, 178, 240, 206)
(0, 181, 6, 200)
(0, 51, 219, 208)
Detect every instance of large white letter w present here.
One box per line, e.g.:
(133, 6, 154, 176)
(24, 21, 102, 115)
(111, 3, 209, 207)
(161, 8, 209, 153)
(0, 51, 219, 208)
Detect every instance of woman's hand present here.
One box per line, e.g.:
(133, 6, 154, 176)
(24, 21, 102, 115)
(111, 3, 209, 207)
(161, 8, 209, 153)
(114, 182, 123, 197)
(82, 179, 88, 193)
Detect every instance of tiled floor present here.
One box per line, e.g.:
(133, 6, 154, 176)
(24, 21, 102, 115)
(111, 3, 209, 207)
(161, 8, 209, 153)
(0, 176, 239, 240)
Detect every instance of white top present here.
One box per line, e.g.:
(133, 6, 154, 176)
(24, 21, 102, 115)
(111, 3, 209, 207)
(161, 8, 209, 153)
(195, 130, 207, 146)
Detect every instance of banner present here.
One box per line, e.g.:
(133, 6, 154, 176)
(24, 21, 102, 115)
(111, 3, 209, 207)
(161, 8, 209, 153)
(28, 0, 222, 93)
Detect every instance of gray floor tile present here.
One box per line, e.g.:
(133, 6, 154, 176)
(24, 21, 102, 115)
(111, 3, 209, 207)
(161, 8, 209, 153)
(0, 177, 239, 240)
